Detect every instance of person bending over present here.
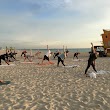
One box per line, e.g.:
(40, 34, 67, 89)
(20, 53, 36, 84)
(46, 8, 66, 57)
(57, 51, 66, 67)
(53, 50, 60, 59)
(21, 50, 27, 57)
(8, 52, 17, 61)
(73, 52, 80, 59)
(0, 53, 10, 65)
(35, 50, 42, 59)
(42, 49, 53, 64)
(21, 51, 32, 62)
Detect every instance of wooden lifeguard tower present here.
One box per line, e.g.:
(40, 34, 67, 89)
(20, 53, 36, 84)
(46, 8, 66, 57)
(101, 29, 110, 56)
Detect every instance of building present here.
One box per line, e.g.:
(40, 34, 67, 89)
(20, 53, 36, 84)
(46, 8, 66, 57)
(101, 29, 110, 56)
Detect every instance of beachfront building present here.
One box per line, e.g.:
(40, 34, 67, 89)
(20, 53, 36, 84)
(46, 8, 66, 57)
(101, 29, 110, 56)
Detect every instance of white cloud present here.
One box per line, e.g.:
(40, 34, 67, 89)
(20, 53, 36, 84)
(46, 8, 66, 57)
(0, 0, 110, 48)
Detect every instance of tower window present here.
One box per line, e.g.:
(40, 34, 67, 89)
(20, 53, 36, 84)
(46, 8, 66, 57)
(106, 36, 107, 38)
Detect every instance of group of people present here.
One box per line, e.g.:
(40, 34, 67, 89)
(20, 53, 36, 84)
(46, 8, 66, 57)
(0, 43, 98, 78)
(20, 45, 69, 67)
(41, 46, 68, 66)
(0, 48, 17, 84)
(19, 43, 98, 76)
(0, 48, 17, 65)
(0, 43, 98, 84)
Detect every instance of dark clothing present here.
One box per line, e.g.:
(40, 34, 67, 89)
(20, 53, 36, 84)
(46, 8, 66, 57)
(88, 53, 97, 63)
(85, 53, 97, 74)
(85, 60, 97, 74)
(0, 55, 6, 62)
(73, 52, 79, 59)
(66, 50, 69, 57)
(0, 54, 8, 60)
(54, 52, 60, 59)
(8, 52, 17, 60)
(66, 50, 69, 53)
(43, 55, 49, 61)
(57, 56, 65, 66)
(0, 54, 9, 65)
(21, 51, 27, 57)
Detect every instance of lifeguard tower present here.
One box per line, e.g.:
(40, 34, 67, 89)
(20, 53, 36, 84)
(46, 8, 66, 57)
(101, 29, 110, 56)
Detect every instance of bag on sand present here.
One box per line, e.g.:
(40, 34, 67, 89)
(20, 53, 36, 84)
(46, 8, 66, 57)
(89, 72, 96, 78)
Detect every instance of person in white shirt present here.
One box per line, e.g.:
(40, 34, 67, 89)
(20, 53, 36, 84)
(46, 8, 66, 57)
(42, 49, 53, 64)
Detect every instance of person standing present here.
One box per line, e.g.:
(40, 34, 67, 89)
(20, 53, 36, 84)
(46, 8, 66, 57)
(85, 43, 97, 76)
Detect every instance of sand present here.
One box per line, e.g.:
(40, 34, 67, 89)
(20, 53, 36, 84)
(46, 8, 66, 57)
(0, 51, 110, 110)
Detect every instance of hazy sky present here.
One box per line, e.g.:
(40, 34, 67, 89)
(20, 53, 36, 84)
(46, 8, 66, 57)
(0, 0, 110, 49)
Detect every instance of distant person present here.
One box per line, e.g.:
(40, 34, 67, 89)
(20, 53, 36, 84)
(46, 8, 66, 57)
(85, 43, 97, 76)
(8, 51, 17, 61)
(42, 49, 53, 64)
(73, 52, 80, 59)
(21, 50, 27, 57)
(53, 50, 60, 59)
(21, 50, 32, 62)
(0, 53, 10, 65)
(0, 80, 10, 85)
(35, 50, 42, 59)
(65, 49, 69, 57)
(57, 51, 66, 67)
(0, 80, 6, 84)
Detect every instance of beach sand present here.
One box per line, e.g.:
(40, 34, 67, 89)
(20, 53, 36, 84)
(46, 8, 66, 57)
(0, 51, 110, 110)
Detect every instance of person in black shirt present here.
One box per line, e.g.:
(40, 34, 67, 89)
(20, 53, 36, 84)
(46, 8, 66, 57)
(73, 52, 80, 59)
(53, 50, 60, 59)
(8, 52, 17, 61)
(65, 49, 69, 57)
(85, 43, 97, 76)
(21, 50, 33, 62)
(21, 50, 27, 57)
(0, 53, 10, 65)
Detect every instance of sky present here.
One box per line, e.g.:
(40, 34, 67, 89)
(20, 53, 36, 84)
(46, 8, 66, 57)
(0, 0, 110, 49)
